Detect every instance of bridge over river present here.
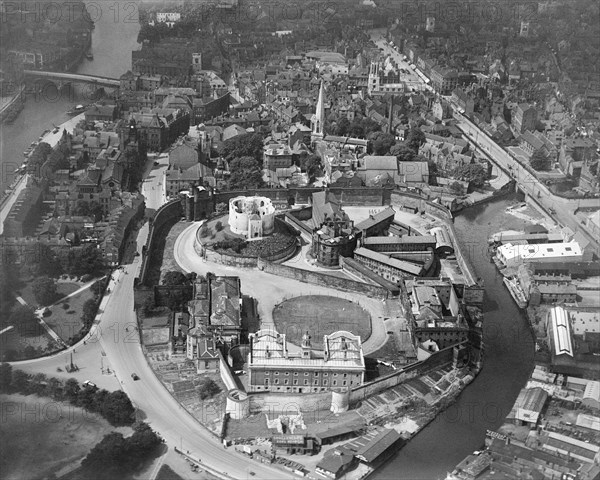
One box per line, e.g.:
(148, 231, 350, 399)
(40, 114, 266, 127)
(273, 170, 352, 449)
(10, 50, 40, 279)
(23, 70, 120, 88)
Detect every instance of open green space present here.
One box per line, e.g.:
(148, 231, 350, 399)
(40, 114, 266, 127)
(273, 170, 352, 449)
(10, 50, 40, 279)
(0, 393, 126, 480)
(272, 295, 371, 349)
(44, 285, 95, 342)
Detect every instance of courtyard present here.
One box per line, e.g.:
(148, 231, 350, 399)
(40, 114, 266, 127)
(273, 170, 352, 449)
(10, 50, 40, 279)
(272, 295, 372, 349)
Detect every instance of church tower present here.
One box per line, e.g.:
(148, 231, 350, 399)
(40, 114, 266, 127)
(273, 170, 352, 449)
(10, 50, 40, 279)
(311, 81, 325, 142)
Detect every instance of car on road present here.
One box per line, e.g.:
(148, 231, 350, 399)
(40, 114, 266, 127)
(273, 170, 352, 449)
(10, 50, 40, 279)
(131, 373, 140, 380)
(249, 472, 255, 476)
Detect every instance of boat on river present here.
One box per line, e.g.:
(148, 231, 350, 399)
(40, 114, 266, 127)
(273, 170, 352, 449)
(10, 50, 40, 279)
(503, 277, 528, 309)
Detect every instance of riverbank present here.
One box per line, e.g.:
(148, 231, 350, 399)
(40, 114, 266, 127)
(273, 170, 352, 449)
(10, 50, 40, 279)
(0, 113, 84, 236)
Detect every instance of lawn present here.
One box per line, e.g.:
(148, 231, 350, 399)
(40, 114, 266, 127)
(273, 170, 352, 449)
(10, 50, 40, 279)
(0, 393, 128, 480)
(16, 279, 82, 308)
(156, 465, 186, 480)
(44, 285, 95, 342)
(272, 295, 372, 349)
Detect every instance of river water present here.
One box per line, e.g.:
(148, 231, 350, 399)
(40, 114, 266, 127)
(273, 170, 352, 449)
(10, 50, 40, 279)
(0, 0, 140, 190)
(0, 5, 536, 477)
(375, 194, 535, 480)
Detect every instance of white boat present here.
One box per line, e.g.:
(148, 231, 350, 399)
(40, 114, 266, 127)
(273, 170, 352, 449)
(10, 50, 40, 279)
(503, 277, 528, 309)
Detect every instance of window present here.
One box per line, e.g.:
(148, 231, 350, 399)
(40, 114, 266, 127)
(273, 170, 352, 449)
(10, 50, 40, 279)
(285, 372, 289, 376)
(304, 380, 308, 385)
(294, 372, 298, 376)
(274, 379, 279, 385)
(333, 373, 338, 377)
(204, 361, 209, 369)
(343, 373, 347, 378)
(274, 371, 279, 375)
(323, 380, 328, 386)
(284, 379, 289, 385)
(304, 372, 309, 376)
(265, 371, 270, 375)
(323, 373, 328, 377)
(333, 381, 337, 386)
(264, 379, 269, 385)
(343, 381, 347, 386)
(293, 379, 298, 385)
(314, 380, 319, 385)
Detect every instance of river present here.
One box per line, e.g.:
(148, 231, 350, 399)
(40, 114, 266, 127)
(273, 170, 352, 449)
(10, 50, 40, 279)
(375, 194, 535, 480)
(0, 0, 141, 190)
(1, 5, 536, 478)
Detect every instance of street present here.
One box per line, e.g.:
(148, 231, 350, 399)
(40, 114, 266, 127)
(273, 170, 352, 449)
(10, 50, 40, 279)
(11, 153, 296, 480)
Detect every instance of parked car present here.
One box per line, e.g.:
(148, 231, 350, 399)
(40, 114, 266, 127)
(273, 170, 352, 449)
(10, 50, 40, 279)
(83, 380, 97, 388)
(131, 373, 139, 380)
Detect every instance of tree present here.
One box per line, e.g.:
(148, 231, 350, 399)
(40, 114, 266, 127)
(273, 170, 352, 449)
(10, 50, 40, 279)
(215, 221, 223, 232)
(64, 378, 81, 402)
(369, 132, 396, 155)
(102, 390, 136, 426)
(228, 156, 264, 189)
(81, 299, 99, 329)
(0, 363, 12, 392)
(10, 305, 41, 337)
(32, 276, 58, 306)
(199, 378, 221, 399)
(452, 163, 488, 188)
(218, 133, 265, 164)
(215, 202, 228, 214)
(449, 181, 465, 195)
(0, 265, 16, 316)
(69, 244, 104, 276)
(530, 149, 552, 171)
(405, 127, 426, 152)
(162, 271, 188, 286)
(390, 144, 417, 162)
(73, 200, 104, 222)
(12, 369, 30, 392)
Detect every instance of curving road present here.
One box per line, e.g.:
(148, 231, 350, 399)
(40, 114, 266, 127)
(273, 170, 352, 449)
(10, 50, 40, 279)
(11, 155, 296, 480)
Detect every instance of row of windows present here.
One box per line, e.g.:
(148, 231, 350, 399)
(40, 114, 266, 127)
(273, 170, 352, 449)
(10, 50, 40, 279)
(264, 378, 352, 387)
(265, 371, 350, 377)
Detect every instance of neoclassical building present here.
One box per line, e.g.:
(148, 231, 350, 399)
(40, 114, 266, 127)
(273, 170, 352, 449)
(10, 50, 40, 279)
(247, 329, 365, 394)
(228, 195, 276, 239)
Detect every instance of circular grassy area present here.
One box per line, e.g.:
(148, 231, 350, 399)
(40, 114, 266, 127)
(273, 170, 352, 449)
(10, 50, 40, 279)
(272, 295, 371, 349)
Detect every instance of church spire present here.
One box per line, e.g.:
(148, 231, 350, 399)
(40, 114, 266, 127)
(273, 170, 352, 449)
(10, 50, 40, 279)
(312, 81, 325, 141)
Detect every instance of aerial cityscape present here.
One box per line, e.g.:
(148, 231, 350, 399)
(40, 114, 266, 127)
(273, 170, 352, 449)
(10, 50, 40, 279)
(0, 1, 599, 479)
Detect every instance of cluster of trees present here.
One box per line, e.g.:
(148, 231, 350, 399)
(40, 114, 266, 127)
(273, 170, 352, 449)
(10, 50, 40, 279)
(451, 164, 488, 188)
(32, 276, 58, 306)
(29, 243, 105, 279)
(0, 364, 136, 426)
(210, 238, 246, 254)
(0, 264, 18, 318)
(26, 142, 52, 175)
(228, 156, 264, 190)
(162, 271, 195, 286)
(73, 200, 104, 222)
(218, 133, 265, 164)
(530, 149, 552, 171)
(81, 422, 162, 480)
(327, 115, 382, 138)
(7, 305, 41, 339)
(198, 378, 221, 400)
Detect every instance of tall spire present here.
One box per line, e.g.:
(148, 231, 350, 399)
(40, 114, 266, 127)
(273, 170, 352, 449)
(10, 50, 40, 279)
(312, 81, 325, 141)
